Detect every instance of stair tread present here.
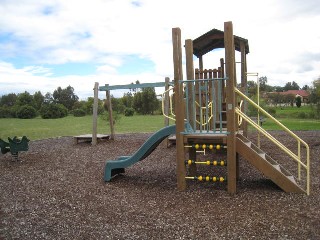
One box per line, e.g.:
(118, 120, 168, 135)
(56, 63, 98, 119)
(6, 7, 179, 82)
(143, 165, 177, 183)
(273, 164, 281, 171)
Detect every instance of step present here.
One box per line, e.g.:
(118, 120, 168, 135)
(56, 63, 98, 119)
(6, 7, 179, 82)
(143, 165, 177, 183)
(287, 175, 297, 184)
(273, 164, 281, 172)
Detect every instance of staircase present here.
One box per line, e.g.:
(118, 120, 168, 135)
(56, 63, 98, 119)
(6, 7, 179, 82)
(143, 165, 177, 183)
(236, 134, 306, 194)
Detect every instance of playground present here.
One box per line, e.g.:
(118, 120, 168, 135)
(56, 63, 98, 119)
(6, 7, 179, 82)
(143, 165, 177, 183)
(1, 21, 319, 238)
(0, 131, 319, 239)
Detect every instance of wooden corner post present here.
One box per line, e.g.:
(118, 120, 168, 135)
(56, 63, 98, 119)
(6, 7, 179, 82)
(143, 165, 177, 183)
(172, 28, 186, 190)
(224, 21, 237, 194)
(105, 85, 115, 140)
(185, 39, 197, 176)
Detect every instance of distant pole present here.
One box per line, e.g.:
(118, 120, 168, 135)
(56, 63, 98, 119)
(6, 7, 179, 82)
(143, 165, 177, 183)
(92, 82, 99, 146)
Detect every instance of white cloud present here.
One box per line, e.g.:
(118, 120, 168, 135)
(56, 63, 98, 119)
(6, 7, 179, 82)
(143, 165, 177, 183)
(0, 0, 319, 99)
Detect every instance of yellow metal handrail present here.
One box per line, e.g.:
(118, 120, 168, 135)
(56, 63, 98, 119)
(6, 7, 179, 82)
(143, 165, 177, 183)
(161, 86, 176, 121)
(195, 101, 214, 126)
(235, 87, 310, 195)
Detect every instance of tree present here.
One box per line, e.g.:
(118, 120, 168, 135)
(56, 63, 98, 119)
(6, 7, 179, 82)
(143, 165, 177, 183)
(133, 87, 159, 115)
(259, 76, 267, 91)
(247, 80, 257, 97)
(16, 91, 34, 107)
(296, 96, 302, 108)
(53, 85, 79, 110)
(283, 81, 300, 91)
(44, 92, 54, 104)
(0, 93, 17, 107)
(33, 91, 44, 110)
(122, 92, 134, 108)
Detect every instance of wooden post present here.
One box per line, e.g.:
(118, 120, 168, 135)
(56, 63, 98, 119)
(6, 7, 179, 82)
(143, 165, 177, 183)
(92, 82, 99, 146)
(240, 41, 248, 137)
(185, 39, 197, 176)
(199, 55, 203, 71)
(105, 85, 115, 140)
(172, 27, 186, 191)
(224, 21, 237, 194)
(164, 77, 170, 147)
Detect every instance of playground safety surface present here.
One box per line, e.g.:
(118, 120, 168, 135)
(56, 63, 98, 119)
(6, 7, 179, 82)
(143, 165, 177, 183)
(1, 131, 320, 239)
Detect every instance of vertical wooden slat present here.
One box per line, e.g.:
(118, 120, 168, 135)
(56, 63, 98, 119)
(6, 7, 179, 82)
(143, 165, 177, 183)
(224, 21, 237, 194)
(220, 58, 226, 101)
(172, 28, 186, 191)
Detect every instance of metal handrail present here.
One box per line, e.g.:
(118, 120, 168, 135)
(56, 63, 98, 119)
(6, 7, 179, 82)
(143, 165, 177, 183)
(235, 87, 310, 195)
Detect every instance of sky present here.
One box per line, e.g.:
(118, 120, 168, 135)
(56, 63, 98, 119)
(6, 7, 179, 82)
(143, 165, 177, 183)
(0, 0, 319, 100)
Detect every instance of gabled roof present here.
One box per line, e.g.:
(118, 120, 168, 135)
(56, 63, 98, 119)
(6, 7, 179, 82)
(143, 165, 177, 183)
(192, 28, 249, 58)
(279, 90, 309, 97)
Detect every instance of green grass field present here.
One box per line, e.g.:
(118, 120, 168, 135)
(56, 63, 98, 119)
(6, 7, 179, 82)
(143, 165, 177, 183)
(0, 113, 319, 140)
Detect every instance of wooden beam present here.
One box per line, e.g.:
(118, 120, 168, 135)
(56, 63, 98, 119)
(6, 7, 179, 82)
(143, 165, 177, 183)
(172, 28, 186, 191)
(224, 21, 237, 194)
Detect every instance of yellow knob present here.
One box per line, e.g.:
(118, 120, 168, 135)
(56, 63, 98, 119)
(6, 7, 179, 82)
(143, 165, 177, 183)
(213, 177, 217, 182)
(205, 176, 210, 181)
(220, 160, 225, 166)
(195, 144, 199, 149)
(220, 177, 224, 182)
(198, 176, 203, 181)
(216, 145, 221, 150)
(206, 161, 210, 165)
(209, 144, 214, 150)
(202, 144, 206, 149)
(213, 160, 217, 166)
(187, 160, 192, 165)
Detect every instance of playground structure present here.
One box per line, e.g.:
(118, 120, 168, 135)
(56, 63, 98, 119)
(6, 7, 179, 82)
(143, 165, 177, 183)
(100, 21, 310, 195)
(0, 136, 30, 160)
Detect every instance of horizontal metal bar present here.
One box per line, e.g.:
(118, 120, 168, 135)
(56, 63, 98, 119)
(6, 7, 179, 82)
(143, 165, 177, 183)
(99, 82, 169, 91)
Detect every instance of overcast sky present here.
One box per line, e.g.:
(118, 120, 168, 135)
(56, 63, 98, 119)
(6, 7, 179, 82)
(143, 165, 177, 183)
(0, 0, 319, 99)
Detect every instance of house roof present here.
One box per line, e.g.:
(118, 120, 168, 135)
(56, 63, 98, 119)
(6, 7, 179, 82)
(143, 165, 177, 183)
(192, 28, 249, 58)
(278, 90, 309, 97)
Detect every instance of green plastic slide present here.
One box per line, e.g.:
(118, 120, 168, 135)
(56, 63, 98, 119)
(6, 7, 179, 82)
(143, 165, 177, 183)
(104, 125, 176, 181)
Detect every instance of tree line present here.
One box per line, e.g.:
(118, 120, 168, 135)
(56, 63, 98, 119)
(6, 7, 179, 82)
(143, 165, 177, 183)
(0, 82, 161, 119)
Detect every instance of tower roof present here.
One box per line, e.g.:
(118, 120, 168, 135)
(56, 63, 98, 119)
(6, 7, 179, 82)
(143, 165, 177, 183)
(192, 28, 249, 58)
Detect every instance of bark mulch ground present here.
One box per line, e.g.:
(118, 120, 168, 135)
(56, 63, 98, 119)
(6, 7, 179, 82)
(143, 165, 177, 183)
(0, 131, 319, 239)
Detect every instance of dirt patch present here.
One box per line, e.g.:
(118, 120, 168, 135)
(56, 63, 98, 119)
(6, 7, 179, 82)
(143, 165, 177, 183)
(1, 131, 319, 239)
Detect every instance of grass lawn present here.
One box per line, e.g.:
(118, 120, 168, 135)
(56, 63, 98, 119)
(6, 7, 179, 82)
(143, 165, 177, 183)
(0, 115, 172, 140)
(0, 114, 319, 141)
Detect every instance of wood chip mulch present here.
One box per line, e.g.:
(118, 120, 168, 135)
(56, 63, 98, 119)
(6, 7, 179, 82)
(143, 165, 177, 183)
(1, 131, 319, 239)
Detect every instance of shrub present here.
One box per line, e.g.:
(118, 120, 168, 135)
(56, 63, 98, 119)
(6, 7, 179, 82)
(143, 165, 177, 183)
(16, 105, 37, 119)
(124, 107, 134, 116)
(308, 112, 315, 119)
(297, 112, 306, 119)
(267, 107, 276, 116)
(40, 103, 68, 119)
(73, 108, 86, 117)
(0, 106, 15, 118)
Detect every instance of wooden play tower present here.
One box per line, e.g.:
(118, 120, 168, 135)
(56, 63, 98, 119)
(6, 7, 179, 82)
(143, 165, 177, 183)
(172, 21, 310, 195)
